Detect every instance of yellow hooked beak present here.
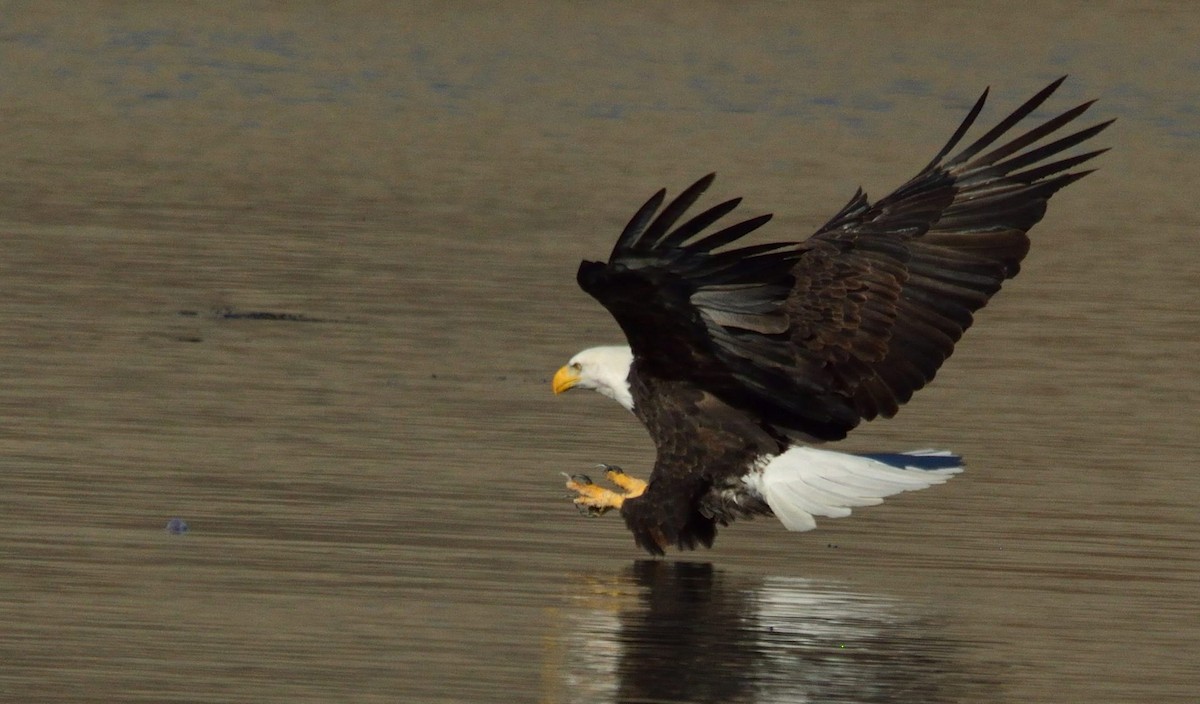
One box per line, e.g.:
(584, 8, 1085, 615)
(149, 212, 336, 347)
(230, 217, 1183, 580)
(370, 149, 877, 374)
(552, 365, 581, 395)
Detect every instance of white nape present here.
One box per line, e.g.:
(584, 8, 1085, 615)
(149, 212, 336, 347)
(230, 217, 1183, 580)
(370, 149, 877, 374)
(742, 447, 963, 532)
(567, 345, 635, 411)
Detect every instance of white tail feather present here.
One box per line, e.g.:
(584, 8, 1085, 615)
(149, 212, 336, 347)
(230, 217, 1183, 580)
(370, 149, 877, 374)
(743, 447, 964, 532)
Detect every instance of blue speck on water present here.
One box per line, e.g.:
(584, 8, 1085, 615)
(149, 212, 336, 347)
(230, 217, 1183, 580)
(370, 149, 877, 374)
(165, 517, 190, 535)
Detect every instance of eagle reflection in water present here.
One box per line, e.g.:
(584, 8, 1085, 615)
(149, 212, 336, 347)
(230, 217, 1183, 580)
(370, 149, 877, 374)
(545, 561, 994, 703)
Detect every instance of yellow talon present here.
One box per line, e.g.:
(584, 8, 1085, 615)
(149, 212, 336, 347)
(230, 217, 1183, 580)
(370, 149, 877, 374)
(563, 466, 647, 516)
(567, 482, 626, 515)
(602, 466, 647, 498)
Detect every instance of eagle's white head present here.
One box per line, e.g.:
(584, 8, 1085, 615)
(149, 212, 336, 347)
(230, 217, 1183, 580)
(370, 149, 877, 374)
(552, 345, 635, 411)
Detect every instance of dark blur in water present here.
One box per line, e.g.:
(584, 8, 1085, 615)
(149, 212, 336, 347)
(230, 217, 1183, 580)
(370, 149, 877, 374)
(547, 561, 995, 703)
(1, 4, 1197, 703)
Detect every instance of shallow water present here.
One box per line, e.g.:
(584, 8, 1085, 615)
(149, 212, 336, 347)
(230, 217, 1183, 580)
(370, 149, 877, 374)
(1, 4, 1197, 703)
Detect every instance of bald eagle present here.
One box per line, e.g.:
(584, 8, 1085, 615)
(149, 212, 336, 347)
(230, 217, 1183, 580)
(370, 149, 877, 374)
(553, 77, 1110, 555)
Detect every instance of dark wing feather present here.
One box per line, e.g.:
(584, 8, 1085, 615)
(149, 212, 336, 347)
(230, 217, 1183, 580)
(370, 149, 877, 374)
(579, 77, 1110, 446)
(778, 76, 1112, 432)
(578, 175, 793, 377)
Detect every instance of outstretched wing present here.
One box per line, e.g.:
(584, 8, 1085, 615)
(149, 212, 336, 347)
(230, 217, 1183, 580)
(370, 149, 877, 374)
(576, 174, 810, 425)
(774, 76, 1111, 436)
(579, 77, 1111, 441)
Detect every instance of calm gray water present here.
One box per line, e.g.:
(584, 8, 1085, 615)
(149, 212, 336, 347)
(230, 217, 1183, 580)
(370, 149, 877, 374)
(1, 4, 1197, 703)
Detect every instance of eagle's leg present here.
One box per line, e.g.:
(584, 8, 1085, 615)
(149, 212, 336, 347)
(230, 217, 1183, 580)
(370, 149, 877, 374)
(602, 465, 647, 496)
(563, 465, 647, 517)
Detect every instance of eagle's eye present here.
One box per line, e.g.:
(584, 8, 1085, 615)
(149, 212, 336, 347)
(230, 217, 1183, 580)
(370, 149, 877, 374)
(571, 362, 582, 372)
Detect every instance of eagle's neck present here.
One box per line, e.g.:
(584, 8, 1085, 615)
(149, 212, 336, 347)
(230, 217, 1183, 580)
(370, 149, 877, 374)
(600, 345, 638, 410)
(604, 380, 636, 412)
(594, 345, 635, 411)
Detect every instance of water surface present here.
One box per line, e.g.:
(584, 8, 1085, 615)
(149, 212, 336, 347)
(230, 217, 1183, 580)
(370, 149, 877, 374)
(1, 4, 1197, 703)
